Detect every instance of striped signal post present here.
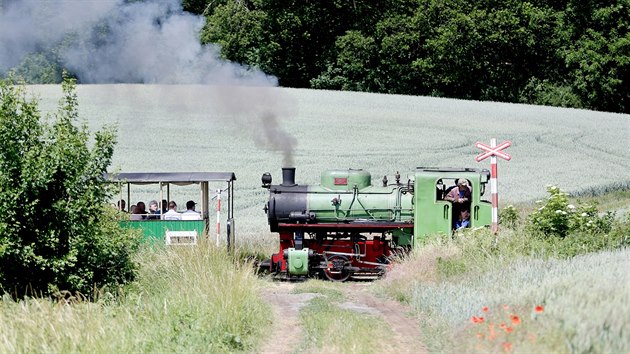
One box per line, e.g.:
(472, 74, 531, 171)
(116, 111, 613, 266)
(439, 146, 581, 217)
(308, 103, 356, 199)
(475, 138, 512, 234)
(216, 189, 221, 247)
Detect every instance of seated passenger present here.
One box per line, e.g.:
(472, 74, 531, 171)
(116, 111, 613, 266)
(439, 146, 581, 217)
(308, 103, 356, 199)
(147, 200, 160, 220)
(117, 199, 127, 212)
(129, 204, 143, 221)
(455, 209, 471, 230)
(181, 200, 201, 220)
(162, 201, 182, 220)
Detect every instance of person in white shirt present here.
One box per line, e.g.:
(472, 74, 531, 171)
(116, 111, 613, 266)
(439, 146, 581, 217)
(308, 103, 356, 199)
(162, 201, 182, 220)
(181, 200, 201, 220)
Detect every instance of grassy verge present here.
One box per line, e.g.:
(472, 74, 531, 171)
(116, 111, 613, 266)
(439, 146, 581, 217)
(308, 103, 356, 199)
(377, 225, 630, 353)
(0, 240, 270, 352)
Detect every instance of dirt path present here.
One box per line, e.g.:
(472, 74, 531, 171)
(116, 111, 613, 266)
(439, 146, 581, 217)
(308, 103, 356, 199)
(256, 282, 317, 354)
(256, 281, 427, 354)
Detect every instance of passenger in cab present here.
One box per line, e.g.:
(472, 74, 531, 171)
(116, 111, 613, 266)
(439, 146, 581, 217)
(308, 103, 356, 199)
(455, 209, 471, 230)
(163, 201, 182, 220)
(181, 200, 201, 220)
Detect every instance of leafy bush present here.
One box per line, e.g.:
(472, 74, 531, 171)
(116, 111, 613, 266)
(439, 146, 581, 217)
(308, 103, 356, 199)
(528, 185, 614, 238)
(499, 204, 519, 229)
(526, 185, 628, 257)
(0, 77, 140, 298)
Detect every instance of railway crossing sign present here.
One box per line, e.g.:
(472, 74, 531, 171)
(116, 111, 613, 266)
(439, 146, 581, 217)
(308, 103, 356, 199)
(475, 138, 512, 234)
(475, 140, 512, 162)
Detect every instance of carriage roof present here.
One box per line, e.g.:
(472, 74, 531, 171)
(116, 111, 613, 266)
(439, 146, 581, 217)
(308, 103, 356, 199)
(106, 172, 236, 185)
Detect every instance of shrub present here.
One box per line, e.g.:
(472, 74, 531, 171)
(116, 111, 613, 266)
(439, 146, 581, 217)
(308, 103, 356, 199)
(499, 204, 519, 229)
(0, 77, 140, 298)
(527, 185, 626, 257)
(528, 186, 613, 237)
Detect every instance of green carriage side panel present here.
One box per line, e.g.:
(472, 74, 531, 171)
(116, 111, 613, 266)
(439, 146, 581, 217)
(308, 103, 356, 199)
(120, 220, 206, 243)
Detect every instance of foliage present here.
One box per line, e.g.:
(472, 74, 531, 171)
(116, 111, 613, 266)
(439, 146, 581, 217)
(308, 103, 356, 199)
(0, 77, 140, 298)
(200, 0, 629, 113)
(7, 53, 63, 84)
(528, 185, 615, 238)
(499, 204, 519, 229)
(2, 0, 629, 112)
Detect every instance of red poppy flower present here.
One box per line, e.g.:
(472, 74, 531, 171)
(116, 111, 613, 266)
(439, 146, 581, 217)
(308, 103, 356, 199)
(502, 342, 513, 352)
(511, 315, 521, 325)
(471, 316, 485, 323)
(535, 305, 544, 313)
(504, 327, 514, 333)
(499, 323, 507, 329)
(482, 306, 489, 312)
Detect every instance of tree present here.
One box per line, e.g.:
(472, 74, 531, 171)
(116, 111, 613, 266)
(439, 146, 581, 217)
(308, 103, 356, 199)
(562, 1, 630, 112)
(0, 76, 140, 299)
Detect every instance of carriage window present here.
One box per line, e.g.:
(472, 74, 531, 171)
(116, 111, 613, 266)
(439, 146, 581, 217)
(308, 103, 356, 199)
(436, 179, 445, 200)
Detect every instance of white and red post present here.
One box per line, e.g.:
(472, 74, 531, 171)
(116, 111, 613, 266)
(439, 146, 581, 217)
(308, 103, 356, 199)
(475, 138, 512, 234)
(216, 189, 221, 247)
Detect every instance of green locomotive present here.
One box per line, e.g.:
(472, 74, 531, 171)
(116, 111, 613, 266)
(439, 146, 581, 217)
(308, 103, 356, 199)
(261, 167, 491, 280)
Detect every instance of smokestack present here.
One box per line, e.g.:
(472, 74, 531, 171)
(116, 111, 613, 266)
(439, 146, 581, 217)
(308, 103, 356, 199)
(281, 167, 296, 187)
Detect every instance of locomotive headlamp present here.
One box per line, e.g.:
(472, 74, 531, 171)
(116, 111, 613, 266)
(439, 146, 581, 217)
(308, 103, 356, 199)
(261, 172, 272, 188)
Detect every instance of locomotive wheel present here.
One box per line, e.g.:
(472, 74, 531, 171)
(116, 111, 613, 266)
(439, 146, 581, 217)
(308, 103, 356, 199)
(322, 255, 351, 282)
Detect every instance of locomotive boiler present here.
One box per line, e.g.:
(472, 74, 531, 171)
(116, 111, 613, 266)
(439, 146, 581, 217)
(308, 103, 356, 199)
(260, 167, 492, 281)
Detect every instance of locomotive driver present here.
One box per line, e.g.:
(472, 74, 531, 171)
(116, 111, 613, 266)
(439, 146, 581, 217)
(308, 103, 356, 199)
(444, 179, 471, 204)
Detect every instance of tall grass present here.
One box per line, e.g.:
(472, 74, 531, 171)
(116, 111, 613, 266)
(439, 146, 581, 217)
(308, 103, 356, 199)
(0, 241, 270, 352)
(377, 228, 630, 353)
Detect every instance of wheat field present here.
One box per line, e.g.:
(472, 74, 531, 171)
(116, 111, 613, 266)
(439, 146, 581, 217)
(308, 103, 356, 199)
(25, 85, 630, 243)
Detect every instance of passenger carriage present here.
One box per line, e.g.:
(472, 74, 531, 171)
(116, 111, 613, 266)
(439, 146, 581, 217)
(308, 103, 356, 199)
(107, 172, 236, 247)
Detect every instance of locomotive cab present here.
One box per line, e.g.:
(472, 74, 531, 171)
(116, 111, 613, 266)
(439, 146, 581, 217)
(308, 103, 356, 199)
(414, 167, 491, 240)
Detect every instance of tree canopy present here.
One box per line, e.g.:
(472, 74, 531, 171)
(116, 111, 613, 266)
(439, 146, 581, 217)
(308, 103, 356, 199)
(1, 0, 628, 113)
(200, 0, 629, 113)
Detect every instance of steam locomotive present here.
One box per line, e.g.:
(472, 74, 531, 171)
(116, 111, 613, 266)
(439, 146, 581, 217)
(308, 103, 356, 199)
(259, 167, 492, 281)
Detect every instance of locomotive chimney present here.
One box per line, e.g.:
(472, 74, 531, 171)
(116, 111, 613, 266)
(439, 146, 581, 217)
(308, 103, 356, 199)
(281, 167, 297, 186)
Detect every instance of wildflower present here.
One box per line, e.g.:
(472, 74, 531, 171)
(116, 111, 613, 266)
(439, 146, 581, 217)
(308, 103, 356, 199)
(555, 210, 562, 214)
(504, 326, 514, 333)
(502, 342, 513, 352)
(511, 315, 521, 325)
(534, 305, 544, 313)
(499, 323, 507, 329)
(482, 306, 489, 312)
(581, 212, 588, 217)
(471, 316, 485, 324)
(568, 204, 575, 209)
(561, 211, 567, 215)
(503, 304, 510, 310)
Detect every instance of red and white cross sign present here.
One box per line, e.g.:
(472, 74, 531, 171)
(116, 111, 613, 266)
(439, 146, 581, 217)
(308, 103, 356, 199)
(475, 138, 512, 234)
(475, 140, 512, 162)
